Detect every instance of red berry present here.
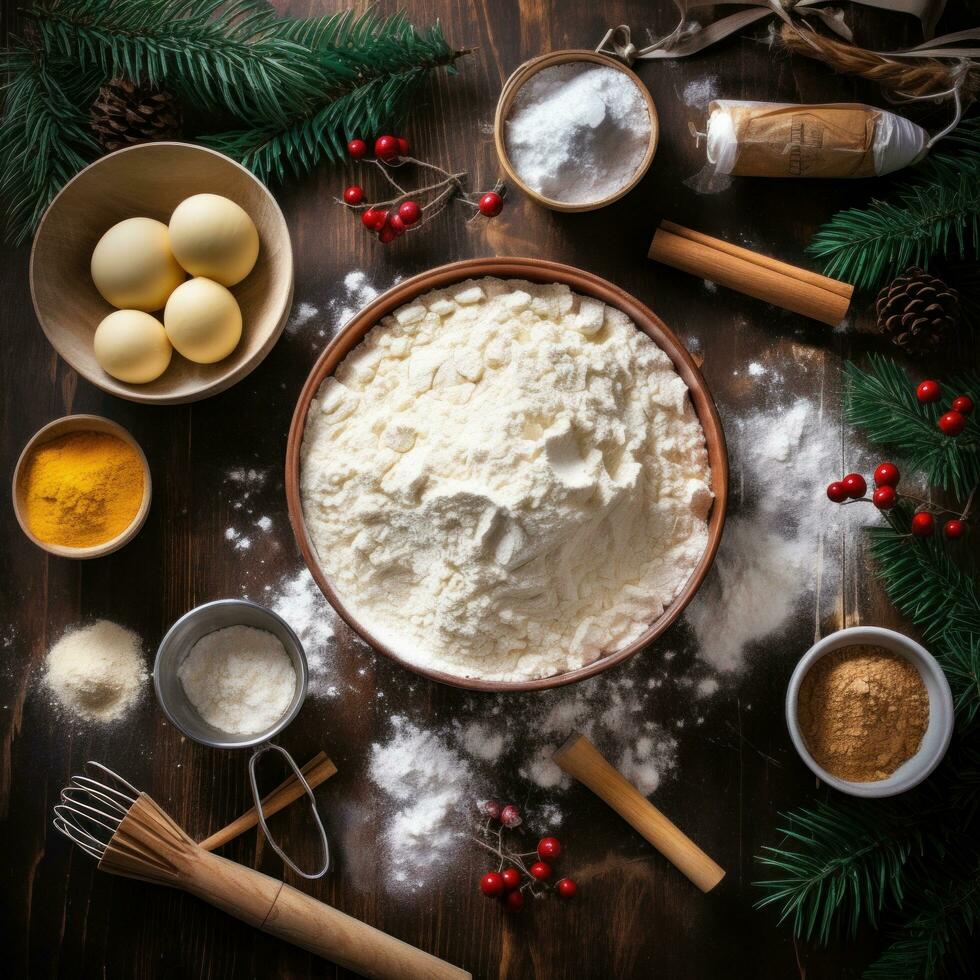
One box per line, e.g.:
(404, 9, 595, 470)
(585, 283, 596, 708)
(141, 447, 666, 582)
(944, 519, 966, 539)
(500, 867, 521, 890)
(872, 486, 897, 510)
(378, 225, 397, 244)
(482, 800, 501, 820)
(398, 200, 421, 225)
(504, 889, 524, 912)
(874, 462, 900, 488)
(347, 138, 367, 159)
(374, 135, 400, 160)
(478, 192, 503, 217)
(842, 473, 867, 499)
(537, 837, 561, 861)
(362, 208, 387, 231)
(917, 380, 942, 403)
(343, 185, 364, 205)
(529, 861, 552, 881)
(911, 512, 935, 537)
(938, 411, 967, 436)
(500, 804, 521, 828)
(388, 213, 407, 236)
(951, 395, 974, 416)
(826, 481, 848, 504)
(480, 872, 504, 896)
(556, 877, 577, 898)
(397, 136, 410, 157)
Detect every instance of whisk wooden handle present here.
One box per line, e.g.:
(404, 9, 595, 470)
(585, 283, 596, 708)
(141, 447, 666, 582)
(185, 849, 469, 980)
(553, 733, 725, 893)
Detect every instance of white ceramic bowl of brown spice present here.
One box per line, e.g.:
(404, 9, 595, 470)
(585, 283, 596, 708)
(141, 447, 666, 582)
(786, 626, 954, 798)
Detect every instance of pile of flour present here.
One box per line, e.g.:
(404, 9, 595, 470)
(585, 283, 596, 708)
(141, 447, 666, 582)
(300, 277, 711, 682)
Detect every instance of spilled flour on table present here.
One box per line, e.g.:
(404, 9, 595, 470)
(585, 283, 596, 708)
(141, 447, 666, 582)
(680, 75, 718, 109)
(369, 717, 472, 889)
(686, 397, 849, 673)
(286, 301, 320, 334)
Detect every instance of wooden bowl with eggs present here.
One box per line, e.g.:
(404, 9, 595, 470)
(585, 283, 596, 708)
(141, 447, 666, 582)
(30, 142, 293, 405)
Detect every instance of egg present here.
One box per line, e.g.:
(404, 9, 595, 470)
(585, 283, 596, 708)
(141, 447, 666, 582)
(94, 310, 172, 384)
(168, 194, 259, 286)
(164, 277, 242, 363)
(90, 217, 185, 311)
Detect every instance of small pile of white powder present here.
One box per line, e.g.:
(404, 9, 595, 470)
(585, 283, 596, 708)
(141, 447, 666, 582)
(178, 625, 296, 735)
(43, 620, 146, 722)
(505, 63, 651, 204)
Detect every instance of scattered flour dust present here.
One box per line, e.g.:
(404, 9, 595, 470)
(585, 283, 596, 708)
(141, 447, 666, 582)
(369, 717, 472, 889)
(686, 398, 846, 672)
(680, 75, 719, 109)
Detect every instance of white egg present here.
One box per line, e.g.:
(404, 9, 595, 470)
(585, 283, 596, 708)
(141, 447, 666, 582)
(168, 194, 259, 286)
(94, 309, 173, 384)
(164, 277, 242, 364)
(90, 217, 185, 311)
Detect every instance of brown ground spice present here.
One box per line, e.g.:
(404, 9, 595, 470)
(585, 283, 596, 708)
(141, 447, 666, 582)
(797, 644, 929, 782)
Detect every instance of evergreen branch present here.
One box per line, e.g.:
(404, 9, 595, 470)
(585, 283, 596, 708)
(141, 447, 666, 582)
(863, 866, 980, 980)
(754, 802, 923, 945)
(844, 355, 980, 499)
(941, 630, 980, 728)
(26, 0, 323, 121)
(0, 41, 101, 243)
(808, 119, 980, 291)
(202, 16, 461, 184)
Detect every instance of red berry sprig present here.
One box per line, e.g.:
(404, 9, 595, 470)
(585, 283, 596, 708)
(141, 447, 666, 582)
(474, 803, 578, 912)
(914, 379, 974, 438)
(339, 134, 505, 243)
(827, 460, 972, 539)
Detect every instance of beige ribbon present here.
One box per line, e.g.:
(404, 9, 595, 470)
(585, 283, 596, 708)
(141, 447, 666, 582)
(595, 1, 979, 63)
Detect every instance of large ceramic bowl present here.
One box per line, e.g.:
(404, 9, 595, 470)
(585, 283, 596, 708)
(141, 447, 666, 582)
(30, 142, 293, 404)
(286, 258, 728, 691)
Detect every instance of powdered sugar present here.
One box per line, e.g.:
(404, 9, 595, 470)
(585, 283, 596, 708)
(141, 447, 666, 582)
(505, 63, 651, 204)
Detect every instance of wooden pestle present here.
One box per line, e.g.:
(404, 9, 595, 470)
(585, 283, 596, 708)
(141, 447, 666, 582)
(553, 733, 725, 893)
(199, 751, 337, 852)
(648, 219, 853, 327)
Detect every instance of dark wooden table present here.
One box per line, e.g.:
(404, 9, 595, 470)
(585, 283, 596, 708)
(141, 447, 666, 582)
(4, 2, 978, 977)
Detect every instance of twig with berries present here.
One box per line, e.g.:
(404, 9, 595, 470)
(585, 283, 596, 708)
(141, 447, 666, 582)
(339, 134, 505, 244)
(476, 801, 577, 912)
(828, 377, 977, 539)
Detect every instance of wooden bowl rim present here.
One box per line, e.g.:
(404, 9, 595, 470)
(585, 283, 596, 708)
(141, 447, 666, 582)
(29, 141, 294, 406)
(285, 257, 728, 692)
(12, 414, 152, 559)
(493, 50, 659, 213)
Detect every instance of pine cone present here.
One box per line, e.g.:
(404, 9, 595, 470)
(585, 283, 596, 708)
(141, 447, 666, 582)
(90, 78, 183, 154)
(875, 267, 960, 354)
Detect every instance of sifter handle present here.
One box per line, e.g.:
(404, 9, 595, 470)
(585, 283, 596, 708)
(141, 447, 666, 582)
(553, 733, 725, 893)
(181, 848, 470, 980)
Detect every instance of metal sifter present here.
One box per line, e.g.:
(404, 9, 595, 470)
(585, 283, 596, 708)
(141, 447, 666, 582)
(153, 598, 328, 879)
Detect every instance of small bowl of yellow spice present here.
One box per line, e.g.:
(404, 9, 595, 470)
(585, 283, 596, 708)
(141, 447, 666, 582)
(786, 626, 954, 798)
(12, 415, 151, 559)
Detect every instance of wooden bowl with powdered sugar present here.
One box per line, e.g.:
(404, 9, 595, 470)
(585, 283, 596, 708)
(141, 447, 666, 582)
(286, 258, 727, 692)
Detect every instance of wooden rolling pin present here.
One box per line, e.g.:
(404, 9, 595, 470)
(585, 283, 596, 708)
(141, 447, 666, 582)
(553, 733, 725, 893)
(648, 219, 853, 327)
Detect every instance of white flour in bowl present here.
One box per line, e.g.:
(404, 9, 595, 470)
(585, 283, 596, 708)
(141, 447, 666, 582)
(300, 277, 711, 681)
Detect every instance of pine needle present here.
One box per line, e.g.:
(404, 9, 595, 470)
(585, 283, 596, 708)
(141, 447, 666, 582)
(844, 354, 980, 499)
(808, 119, 980, 291)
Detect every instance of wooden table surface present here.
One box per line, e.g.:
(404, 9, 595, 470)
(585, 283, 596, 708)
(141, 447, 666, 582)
(4, 2, 978, 977)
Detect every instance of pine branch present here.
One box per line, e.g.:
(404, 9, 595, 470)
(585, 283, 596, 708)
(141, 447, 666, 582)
(863, 865, 980, 980)
(26, 0, 323, 122)
(808, 119, 980, 291)
(201, 12, 461, 183)
(0, 41, 101, 243)
(754, 802, 924, 945)
(844, 355, 980, 499)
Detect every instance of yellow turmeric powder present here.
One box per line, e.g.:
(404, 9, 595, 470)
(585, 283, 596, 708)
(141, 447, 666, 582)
(19, 430, 144, 548)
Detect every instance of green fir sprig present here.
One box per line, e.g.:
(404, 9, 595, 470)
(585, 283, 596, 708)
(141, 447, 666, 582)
(844, 354, 980, 499)
(808, 119, 980, 292)
(0, 2, 466, 242)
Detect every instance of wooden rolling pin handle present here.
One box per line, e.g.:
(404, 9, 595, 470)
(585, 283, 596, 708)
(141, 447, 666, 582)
(184, 848, 470, 980)
(553, 734, 725, 893)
